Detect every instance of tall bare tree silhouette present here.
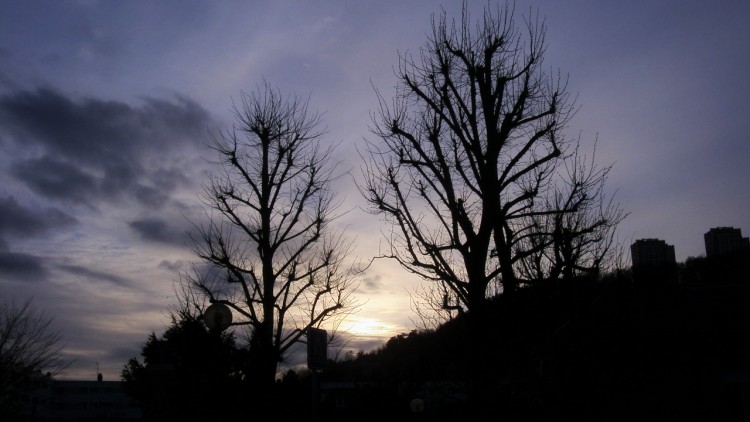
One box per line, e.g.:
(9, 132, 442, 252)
(362, 2, 623, 318)
(191, 84, 357, 386)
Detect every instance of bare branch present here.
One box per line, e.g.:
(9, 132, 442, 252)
(188, 83, 359, 385)
(362, 1, 622, 315)
(1, 295, 69, 416)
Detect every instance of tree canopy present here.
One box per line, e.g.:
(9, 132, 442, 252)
(121, 313, 248, 420)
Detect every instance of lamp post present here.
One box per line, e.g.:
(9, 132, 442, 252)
(203, 303, 329, 420)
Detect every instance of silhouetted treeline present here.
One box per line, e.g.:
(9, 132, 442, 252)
(631, 249, 750, 286)
(681, 250, 750, 285)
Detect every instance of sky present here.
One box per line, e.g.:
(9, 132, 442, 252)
(1, 0, 748, 380)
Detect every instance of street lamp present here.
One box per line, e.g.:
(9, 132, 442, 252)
(204, 303, 232, 332)
(410, 397, 425, 414)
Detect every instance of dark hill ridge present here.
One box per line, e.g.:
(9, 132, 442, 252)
(323, 278, 750, 420)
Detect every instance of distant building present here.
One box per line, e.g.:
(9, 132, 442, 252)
(704, 227, 750, 257)
(631, 239, 676, 268)
(25, 375, 141, 421)
(631, 239, 677, 284)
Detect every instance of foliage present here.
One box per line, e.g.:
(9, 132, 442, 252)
(121, 314, 248, 420)
(681, 251, 750, 285)
(323, 272, 750, 420)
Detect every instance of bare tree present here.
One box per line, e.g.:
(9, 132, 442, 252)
(362, 2, 620, 316)
(191, 84, 357, 386)
(516, 143, 627, 282)
(0, 295, 67, 416)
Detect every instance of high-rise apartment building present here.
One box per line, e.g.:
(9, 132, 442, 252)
(631, 238, 676, 268)
(704, 227, 750, 257)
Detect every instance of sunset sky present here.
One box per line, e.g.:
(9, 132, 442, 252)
(1, 0, 748, 380)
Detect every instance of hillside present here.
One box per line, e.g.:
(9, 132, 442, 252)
(322, 277, 750, 420)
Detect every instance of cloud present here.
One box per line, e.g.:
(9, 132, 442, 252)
(58, 264, 132, 287)
(0, 197, 77, 271)
(359, 274, 384, 293)
(0, 251, 48, 282)
(0, 195, 78, 240)
(346, 337, 388, 354)
(10, 158, 99, 206)
(0, 87, 214, 209)
(159, 260, 186, 273)
(128, 218, 190, 246)
(109, 346, 142, 366)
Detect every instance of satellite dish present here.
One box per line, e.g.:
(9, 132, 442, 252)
(204, 303, 232, 332)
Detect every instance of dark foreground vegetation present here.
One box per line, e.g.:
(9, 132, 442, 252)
(120, 254, 750, 421)
(318, 271, 750, 420)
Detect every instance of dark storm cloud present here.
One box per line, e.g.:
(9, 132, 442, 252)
(128, 218, 190, 246)
(0, 251, 48, 282)
(0, 87, 213, 208)
(0, 195, 78, 240)
(58, 264, 132, 287)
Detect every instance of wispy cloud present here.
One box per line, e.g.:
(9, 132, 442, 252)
(58, 264, 133, 287)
